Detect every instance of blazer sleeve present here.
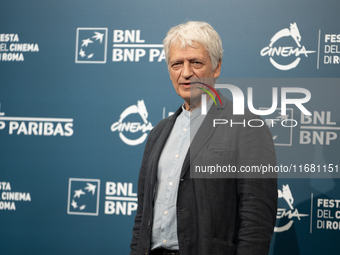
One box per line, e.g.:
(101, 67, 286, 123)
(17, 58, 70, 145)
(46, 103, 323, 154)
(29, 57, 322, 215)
(130, 128, 154, 255)
(235, 115, 278, 255)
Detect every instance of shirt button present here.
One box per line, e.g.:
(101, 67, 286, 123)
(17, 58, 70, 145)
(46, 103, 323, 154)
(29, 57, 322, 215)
(145, 248, 148, 254)
(169, 182, 173, 186)
(148, 220, 151, 226)
(164, 211, 168, 215)
(183, 128, 187, 132)
(163, 239, 167, 244)
(175, 154, 179, 158)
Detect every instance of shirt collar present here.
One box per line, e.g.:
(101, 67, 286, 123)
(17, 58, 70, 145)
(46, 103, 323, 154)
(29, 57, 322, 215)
(181, 98, 214, 119)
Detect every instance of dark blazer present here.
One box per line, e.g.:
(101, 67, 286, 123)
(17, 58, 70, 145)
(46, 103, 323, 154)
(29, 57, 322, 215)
(130, 93, 278, 255)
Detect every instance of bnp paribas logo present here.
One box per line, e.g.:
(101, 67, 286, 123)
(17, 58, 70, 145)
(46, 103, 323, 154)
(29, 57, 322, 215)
(67, 178, 100, 216)
(75, 28, 108, 64)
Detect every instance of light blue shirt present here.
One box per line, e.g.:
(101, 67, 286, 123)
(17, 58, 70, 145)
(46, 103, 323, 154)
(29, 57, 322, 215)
(151, 99, 213, 250)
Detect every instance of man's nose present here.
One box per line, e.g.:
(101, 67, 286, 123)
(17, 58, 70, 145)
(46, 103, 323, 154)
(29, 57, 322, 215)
(181, 62, 193, 79)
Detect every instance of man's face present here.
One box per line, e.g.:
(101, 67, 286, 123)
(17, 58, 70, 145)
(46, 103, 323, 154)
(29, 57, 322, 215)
(168, 41, 221, 105)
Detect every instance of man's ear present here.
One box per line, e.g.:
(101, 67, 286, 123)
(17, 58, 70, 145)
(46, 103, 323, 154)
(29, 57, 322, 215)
(213, 60, 222, 78)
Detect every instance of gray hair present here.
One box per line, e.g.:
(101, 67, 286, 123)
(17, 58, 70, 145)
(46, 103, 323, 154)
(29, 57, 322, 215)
(163, 21, 223, 70)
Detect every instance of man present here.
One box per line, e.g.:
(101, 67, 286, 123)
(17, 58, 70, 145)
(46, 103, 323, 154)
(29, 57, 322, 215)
(130, 21, 277, 255)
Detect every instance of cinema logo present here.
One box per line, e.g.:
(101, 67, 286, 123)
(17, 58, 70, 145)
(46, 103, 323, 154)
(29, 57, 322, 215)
(275, 184, 308, 232)
(0, 104, 73, 136)
(260, 22, 315, 70)
(111, 100, 153, 146)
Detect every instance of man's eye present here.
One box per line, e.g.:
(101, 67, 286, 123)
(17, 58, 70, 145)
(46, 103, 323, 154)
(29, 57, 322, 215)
(192, 62, 203, 67)
(172, 63, 181, 68)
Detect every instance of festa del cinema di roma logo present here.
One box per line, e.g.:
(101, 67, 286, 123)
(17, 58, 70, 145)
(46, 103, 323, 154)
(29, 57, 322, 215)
(111, 100, 153, 146)
(260, 22, 315, 70)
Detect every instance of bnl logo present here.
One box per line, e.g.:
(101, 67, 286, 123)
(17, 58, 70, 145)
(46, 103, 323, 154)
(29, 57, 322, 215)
(67, 178, 100, 216)
(75, 28, 108, 63)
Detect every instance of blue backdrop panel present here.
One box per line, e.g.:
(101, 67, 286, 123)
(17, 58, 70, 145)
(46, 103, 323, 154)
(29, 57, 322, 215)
(1, 0, 340, 254)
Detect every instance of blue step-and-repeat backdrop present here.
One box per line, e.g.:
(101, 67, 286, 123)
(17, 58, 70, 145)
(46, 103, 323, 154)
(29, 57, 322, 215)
(1, 1, 340, 254)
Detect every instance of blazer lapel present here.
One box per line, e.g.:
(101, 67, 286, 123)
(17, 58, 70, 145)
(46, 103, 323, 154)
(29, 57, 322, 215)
(181, 92, 229, 178)
(148, 106, 183, 198)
